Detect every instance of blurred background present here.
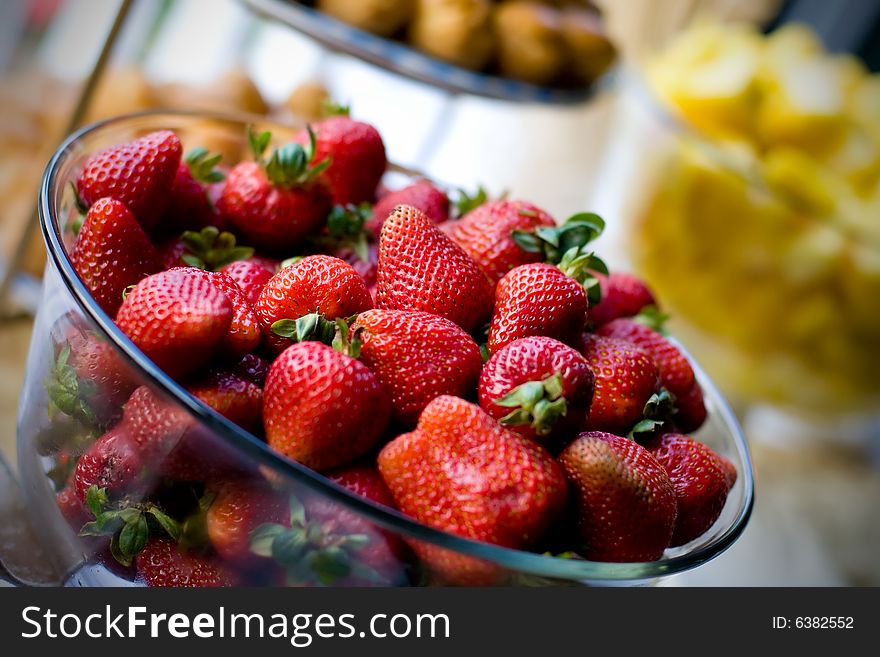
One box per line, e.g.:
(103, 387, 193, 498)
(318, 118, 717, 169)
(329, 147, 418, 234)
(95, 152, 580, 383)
(0, 0, 878, 585)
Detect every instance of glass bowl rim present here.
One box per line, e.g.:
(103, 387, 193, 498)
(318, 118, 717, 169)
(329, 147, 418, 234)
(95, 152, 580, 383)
(38, 109, 754, 582)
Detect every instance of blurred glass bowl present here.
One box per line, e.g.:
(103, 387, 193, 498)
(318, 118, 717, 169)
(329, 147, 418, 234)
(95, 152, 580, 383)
(17, 111, 753, 586)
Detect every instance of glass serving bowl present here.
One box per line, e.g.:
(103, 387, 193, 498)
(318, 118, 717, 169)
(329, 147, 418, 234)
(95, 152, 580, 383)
(594, 72, 880, 418)
(17, 111, 753, 586)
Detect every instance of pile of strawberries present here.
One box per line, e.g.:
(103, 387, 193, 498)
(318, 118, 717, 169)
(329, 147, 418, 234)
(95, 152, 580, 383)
(47, 109, 737, 586)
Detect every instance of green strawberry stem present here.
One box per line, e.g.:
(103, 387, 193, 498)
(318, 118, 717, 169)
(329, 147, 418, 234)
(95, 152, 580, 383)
(247, 125, 331, 189)
(79, 485, 181, 567)
(322, 100, 351, 117)
(184, 147, 225, 184)
(512, 211, 606, 265)
(557, 248, 608, 307)
(453, 185, 492, 218)
(628, 388, 678, 441)
(249, 495, 387, 586)
(496, 373, 568, 437)
(45, 343, 98, 426)
(313, 203, 373, 263)
(180, 226, 254, 271)
(271, 313, 338, 345)
(632, 305, 671, 335)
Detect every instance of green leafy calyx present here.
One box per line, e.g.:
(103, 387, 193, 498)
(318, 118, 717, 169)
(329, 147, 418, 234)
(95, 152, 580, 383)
(628, 388, 678, 442)
(512, 212, 606, 265)
(180, 225, 254, 270)
(496, 373, 568, 436)
(248, 125, 331, 189)
(184, 147, 225, 184)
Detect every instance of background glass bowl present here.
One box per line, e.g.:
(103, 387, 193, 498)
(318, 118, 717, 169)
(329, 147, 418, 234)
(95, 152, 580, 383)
(17, 111, 753, 586)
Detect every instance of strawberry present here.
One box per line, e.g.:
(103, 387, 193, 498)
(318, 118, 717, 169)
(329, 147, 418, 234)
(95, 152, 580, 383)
(478, 336, 593, 444)
(487, 262, 587, 354)
(115, 268, 233, 380)
(220, 259, 273, 306)
(597, 317, 695, 398)
(580, 334, 659, 434)
(57, 484, 90, 529)
(256, 255, 373, 354)
(174, 267, 261, 362)
(675, 381, 707, 433)
(48, 326, 135, 427)
(376, 205, 493, 333)
(327, 463, 397, 509)
(298, 115, 386, 205)
(156, 237, 187, 270)
(647, 433, 736, 546)
(442, 200, 555, 285)
(263, 342, 390, 471)
(308, 202, 378, 285)
(588, 272, 656, 327)
(76, 130, 182, 231)
(206, 478, 288, 565)
(559, 431, 677, 562)
(368, 180, 448, 238)
(185, 369, 263, 433)
(230, 353, 270, 387)
(70, 197, 160, 316)
(73, 426, 144, 503)
(158, 148, 225, 234)
(135, 538, 238, 587)
(353, 309, 483, 426)
(216, 128, 332, 253)
(378, 396, 567, 584)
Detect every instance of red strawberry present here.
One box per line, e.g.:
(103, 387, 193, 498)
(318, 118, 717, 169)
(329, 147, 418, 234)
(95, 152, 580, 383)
(158, 148, 225, 234)
(580, 334, 659, 434)
(230, 353, 271, 387)
(263, 342, 390, 471)
(206, 478, 288, 565)
(674, 380, 708, 433)
(312, 203, 378, 286)
(354, 309, 483, 426)
(256, 255, 373, 354)
(70, 197, 160, 316)
(156, 237, 187, 270)
(115, 268, 233, 380)
(247, 253, 281, 274)
(442, 200, 555, 285)
(185, 369, 263, 433)
(368, 180, 448, 238)
(299, 116, 386, 205)
(327, 463, 397, 509)
(216, 129, 332, 253)
(76, 130, 182, 231)
(49, 326, 135, 427)
(647, 433, 736, 546)
(597, 318, 695, 398)
(135, 538, 238, 587)
(378, 396, 567, 584)
(589, 272, 656, 327)
(73, 426, 144, 503)
(57, 484, 90, 529)
(176, 267, 261, 362)
(376, 205, 493, 333)
(559, 431, 677, 562)
(488, 263, 587, 354)
(478, 336, 593, 444)
(220, 259, 273, 306)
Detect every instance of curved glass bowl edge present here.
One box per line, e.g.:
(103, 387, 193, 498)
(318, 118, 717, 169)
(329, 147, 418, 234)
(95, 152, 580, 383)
(37, 109, 755, 583)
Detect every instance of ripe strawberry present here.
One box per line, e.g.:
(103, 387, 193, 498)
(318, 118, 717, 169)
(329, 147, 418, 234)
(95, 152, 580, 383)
(73, 426, 143, 503)
(354, 309, 483, 426)
(647, 433, 736, 546)
(597, 318, 695, 398)
(206, 478, 288, 565)
(175, 267, 261, 362)
(376, 205, 493, 333)
(298, 115, 386, 205)
(675, 382, 707, 433)
(185, 369, 263, 433)
(589, 272, 656, 327)
(310, 203, 378, 285)
(442, 200, 555, 285)
(368, 180, 449, 238)
(488, 263, 587, 354)
(230, 353, 270, 387)
(327, 463, 397, 509)
(115, 268, 233, 380)
(76, 130, 182, 231)
(378, 396, 567, 584)
(156, 237, 187, 270)
(256, 255, 373, 354)
(559, 431, 677, 562)
(478, 336, 593, 444)
(48, 326, 135, 427)
(135, 538, 238, 587)
(220, 259, 274, 306)
(263, 342, 390, 471)
(70, 197, 160, 316)
(216, 128, 332, 253)
(158, 148, 225, 234)
(580, 334, 659, 434)
(57, 484, 90, 529)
